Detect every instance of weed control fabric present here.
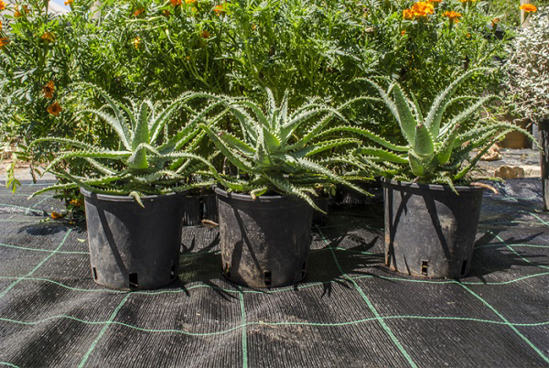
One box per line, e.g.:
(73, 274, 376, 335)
(0, 179, 547, 367)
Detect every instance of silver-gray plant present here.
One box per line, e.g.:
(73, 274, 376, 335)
(505, 8, 549, 123)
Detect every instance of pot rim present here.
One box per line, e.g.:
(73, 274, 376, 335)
(80, 187, 190, 202)
(380, 178, 485, 193)
(214, 186, 307, 203)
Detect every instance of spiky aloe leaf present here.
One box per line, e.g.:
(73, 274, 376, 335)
(320, 126, 408, 152)
(80, 109, 132, 150)
(355, 147, 408, 164)
(435, 123, 461, 165)
(392, 83, 418, 145)
(295, 158, 371, 197)
(284, 113, 335, 149)
(413, 123, 434, 158)
(263, 173, 322, 212)
(443, 95, 500, 137)
(294, 138, 361, 158)
(409, 151, 431, 177)
(424, 68, 490, 137)
(78, 83, 132, 149)
(45, 150, 131, 172)
(29, 137, 97, 151)
(453, 129, 513, 181)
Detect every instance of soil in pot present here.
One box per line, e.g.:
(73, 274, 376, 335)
(82, 189, 188, 290)
(215, 188, 313, 288)
(382, 180, 484, 279)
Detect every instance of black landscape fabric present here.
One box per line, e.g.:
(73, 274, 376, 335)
(0, 179, 547, 367)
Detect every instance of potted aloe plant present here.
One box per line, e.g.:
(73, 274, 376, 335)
(332, 68, 535, 278)
(200, 89, 368, 288)
(29, 84, 226, 290)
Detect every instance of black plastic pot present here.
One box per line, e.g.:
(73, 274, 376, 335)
(215, 188, 313, 288)
(82, 188, 187, 290)
(382, 180, 484, 279)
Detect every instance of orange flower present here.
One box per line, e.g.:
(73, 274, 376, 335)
(519, 4, 537, 12)
(43, 81, 55, 99)
(0, 37, 9, 48)
(41, 32, 55, 43)
(401, 30, 406, 36)
(443, 10, 462, 23)
(170, 0, 182, 6)
(411, 2, 434, 18)
(0, 21, 2, 31)
(0, 1, 5, 10)
(14, 9, 22, 17)
(201, 30, 210, 39)
(403, 8, 415, 20)
(50, 211, 64, 219)
(64, 0, 74, 5)
(213, 4, 226, 15)
(133, 8, 145, 17)
(133, 36, 140, 49)
(47, 102, 62, 116)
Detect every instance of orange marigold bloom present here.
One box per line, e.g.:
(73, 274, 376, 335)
(47, 102, 62, 116)
(519, 4, 537, 12)
(213, 4, 226, 15)
(133, 36, 140, 49)
(50, 211, 64, 219)
(0, 1, 5, 11)
(401, 30, 406, 36)
(0, 37, 9, 48)
(14, 9, 22, 17)
(201, 30, 210, 39)
(0, 21, 2, 31)
(443, 10, 462, 22)
(403, 8, 415, 20)
(64, 0, 74, 5)
(133, 8, 145, 17)
(41, 32, 55, 43)
(170, 0, 182, 6)
(411, 2, 434, 17)
(43, 81, 55, 99)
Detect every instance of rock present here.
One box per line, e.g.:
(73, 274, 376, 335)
(494, 166, 525, 179)
(481, 143, 502, 161)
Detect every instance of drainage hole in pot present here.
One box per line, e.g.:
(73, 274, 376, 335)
(301, 262, 307, 278)
(264, 271, 272, 287)
(170, 265, 177, 280)
(421, 261, 428, 276)
(461, 260, 468, 276)
(92, 267, 97, 280)
(129, 273, 139, 289)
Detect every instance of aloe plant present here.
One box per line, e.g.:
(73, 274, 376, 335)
(200, 88, 368, 210)
(28, 84, 228, 203)
(326, 68, 535, 186)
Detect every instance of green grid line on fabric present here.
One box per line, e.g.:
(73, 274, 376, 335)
(78, 293, 132, 368)
(0, 362, 20, 368)
(0, 229, 72, 300)
(0, 242, 88, 255)
(488, 231, 549, 271)
(458, 282, 549, 364)
(0, 202, 45, 214)
(238, 288, 248, 368)
(317, 225, 418, 368)
(25, 196, 52, 215)
(2, 310, 547, 339)
(523, 211, 549, 226)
